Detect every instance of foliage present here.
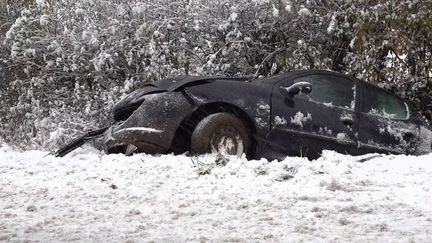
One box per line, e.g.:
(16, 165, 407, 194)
(0, 0, 431, 149)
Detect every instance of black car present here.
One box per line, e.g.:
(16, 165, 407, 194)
(56, 70, 432, 160)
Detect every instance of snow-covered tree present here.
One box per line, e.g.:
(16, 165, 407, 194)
(0, 0, 431, 149)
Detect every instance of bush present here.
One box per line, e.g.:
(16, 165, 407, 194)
(0, 0, 431, 150)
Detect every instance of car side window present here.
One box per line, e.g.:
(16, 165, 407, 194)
(362, 87, 408, 119)
(293, 74, 355, 110)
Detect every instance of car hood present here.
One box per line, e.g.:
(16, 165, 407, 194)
(112, 76, 250, 120)
(113, 77, 215, 111)
(113, 85, 163, 111)
(115, 76, 248, 107)
(153, 76, 250, 91)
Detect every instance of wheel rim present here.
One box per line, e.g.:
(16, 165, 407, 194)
(210, 125, 244, 157)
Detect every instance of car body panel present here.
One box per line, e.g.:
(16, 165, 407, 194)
(356, 113, 419, 154)
(355, 82, 421, 154)
(267, 72, 361, 158)
(105, 92, 194, 154)
(417, 125, 432, 154)
(184, 79, 275, 158)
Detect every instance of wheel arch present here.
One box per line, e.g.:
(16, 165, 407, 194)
(169, 102, 257, 156)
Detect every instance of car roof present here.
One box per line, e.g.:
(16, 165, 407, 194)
(151, 69, 392, 92)
(152, 76, 251, 92)
(252, 69, 350, 85)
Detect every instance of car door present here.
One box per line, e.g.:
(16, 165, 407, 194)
(356, 83, 420, 154)
(266, 72, 360, 158)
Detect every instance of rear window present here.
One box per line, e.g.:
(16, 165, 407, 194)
(294, 74, 355, 110)
(362, 87, 408, 119)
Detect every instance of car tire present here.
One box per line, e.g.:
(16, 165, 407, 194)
(191, 112, 251, 157)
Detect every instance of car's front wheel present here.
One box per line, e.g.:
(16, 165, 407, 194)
(191, 112, 251, 157)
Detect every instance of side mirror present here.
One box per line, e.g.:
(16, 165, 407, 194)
(280, 82, 312, 97)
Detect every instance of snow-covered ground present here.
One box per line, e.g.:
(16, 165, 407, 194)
(1, 145, 431, 242)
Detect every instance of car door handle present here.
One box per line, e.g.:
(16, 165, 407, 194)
(341, 117, 354, 126)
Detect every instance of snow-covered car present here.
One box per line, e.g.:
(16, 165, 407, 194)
(56, 70, 432, 160)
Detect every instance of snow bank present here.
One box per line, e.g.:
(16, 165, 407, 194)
(1, 146, 431, 242)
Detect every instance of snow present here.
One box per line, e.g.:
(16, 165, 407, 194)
(75, 8, 84, 15)
(322, 102, 334, 107)
(36, 0, 45, 8)
(258, 104, 270, 111)
(229, 7, 238, 22)
(39, 15, 49, 26)
(327, 15, 337, 34)
(297, 39, 305, 47)
(272, 4, 279, 18)
(1, 146, 431, 242)
(349, 37, 356, 49)
(92, 52, 112, 72)
(132, 4, 146, 15)
(117, 127, 162, 133)
(274, 116, 287, 126)
(210, 135, 244, 157)
(336, 133, 353, 144)
(290, 111, 312, 128)
(319, 126, 333, 135)
(298, 8, 312, 17)
(285, 4, 292, 13)
(229, 12, 238, 22)
(255, 101, 270, 128)
(255, 117, 267, 128)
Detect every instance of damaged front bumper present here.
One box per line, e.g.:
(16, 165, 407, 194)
(103, 124, 167, 154)
(102, 91, 195, 155)
(54, 91, 195, 157)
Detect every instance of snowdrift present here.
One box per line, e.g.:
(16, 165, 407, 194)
(1, 146, 431, 242)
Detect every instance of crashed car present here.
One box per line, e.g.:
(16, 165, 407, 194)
(55, 70, 432, 160)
